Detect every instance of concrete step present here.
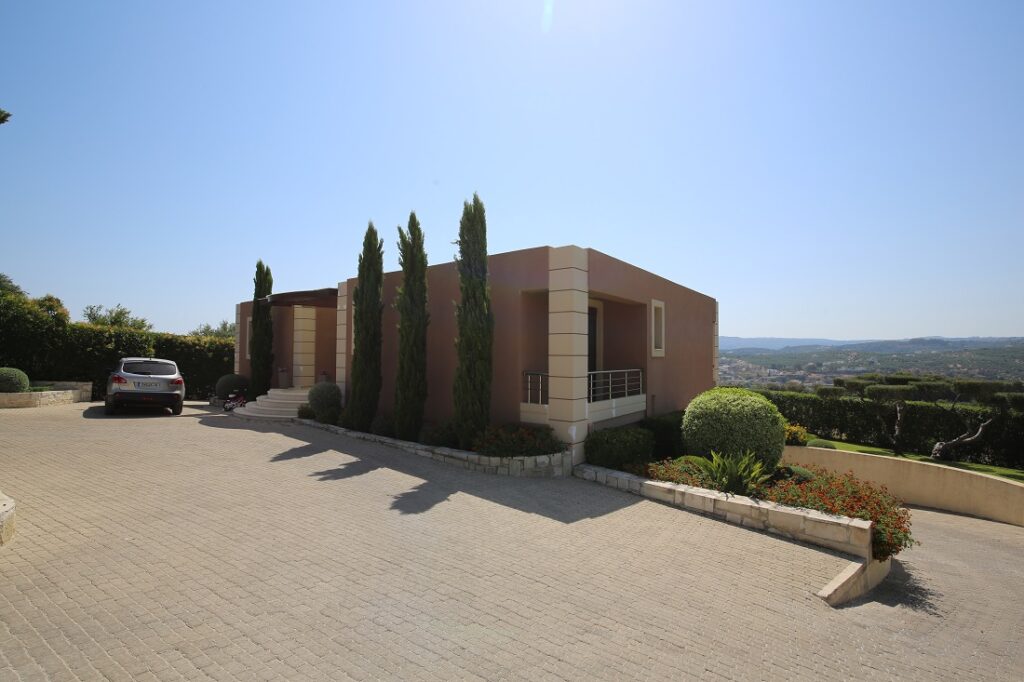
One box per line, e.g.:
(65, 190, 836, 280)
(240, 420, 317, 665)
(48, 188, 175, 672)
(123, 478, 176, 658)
(256, 397, 310, 410)
(233, 404, 297, 419)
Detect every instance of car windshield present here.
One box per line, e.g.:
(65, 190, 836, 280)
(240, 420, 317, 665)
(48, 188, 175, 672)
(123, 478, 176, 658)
(123, 361, 177, 376)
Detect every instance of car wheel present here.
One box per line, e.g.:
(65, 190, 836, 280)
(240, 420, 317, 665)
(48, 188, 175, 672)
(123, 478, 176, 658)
(171, 402, 183, 416)
(104, 399, 116, 415)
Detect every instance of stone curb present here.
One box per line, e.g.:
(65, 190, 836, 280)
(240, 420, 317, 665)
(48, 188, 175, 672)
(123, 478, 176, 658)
(0, 491, 15, 547)
(573, 463, 891, 606)
(281, 417, 574, 477)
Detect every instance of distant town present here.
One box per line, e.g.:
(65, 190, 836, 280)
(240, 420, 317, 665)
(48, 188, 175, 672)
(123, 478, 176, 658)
(718, 336, 1024, 387)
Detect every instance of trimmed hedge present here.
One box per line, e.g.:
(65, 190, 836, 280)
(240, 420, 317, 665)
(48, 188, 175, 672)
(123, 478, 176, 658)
(474, 423, 566, 457)
(758, 390, 1024, 469)
(215, 374, 250, 400)
(2, 294, 234, 400)
(682, 387, 787, 469)
(0, 367, 30, 393)
(585, 427, 655, 470)
(637, 411, 685, 457)
(814, 385, 846, 399)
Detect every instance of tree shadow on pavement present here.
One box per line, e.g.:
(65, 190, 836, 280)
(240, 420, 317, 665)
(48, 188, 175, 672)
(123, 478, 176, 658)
(197, 412, 638, 524)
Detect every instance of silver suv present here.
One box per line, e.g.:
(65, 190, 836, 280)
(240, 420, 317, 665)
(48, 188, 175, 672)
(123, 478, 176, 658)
(105, 357, 185, 415)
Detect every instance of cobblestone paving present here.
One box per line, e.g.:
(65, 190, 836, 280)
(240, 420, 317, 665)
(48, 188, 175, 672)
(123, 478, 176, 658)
(1, 403, 1022, 681)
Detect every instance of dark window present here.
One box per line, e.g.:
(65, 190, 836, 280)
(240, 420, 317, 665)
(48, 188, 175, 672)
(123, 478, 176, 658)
(123, 361, 177, 376)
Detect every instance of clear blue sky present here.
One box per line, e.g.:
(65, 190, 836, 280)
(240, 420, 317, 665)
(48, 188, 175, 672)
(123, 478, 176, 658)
(2, 1, 1022, 338)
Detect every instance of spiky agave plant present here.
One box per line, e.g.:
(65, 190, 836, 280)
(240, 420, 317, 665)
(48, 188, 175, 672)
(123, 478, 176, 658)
(682, 451, 773, 496)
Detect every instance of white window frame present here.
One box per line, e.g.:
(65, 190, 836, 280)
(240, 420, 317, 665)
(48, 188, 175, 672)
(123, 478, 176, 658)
(651, 299, 665, 358)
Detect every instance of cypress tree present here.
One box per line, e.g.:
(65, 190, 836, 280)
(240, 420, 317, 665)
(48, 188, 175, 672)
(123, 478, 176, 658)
(249, 260, 274, 398)
(394, 212, 430, 442)
(347, 222, 384, 431)
(452, 194, 494, 449)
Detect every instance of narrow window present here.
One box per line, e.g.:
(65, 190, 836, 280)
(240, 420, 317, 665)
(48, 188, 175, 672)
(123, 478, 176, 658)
(651, 300, 665, 357)
(246, 316, 253, 359)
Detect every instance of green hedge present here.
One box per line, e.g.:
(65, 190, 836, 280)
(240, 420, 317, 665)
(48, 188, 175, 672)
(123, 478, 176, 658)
(757, 390, 1023, 469)
(637, 411, 685, 457)
(682, 387, 787, 469)
(585, 427, 655, 470)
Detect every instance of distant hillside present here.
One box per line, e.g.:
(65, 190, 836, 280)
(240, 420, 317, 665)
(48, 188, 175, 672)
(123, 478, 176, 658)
(718, 336, 869, 351)
(721, 336, 1024, 355)
(719, 336, 1024, 382)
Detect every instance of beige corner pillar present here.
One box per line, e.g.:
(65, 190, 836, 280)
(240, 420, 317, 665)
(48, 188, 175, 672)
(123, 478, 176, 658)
(233, 303, 241, 374)
(713, 300, 720, 386)
(335, 282, 349, 400)
(548, 246, 590, 466)
(292, 306, 317, 389)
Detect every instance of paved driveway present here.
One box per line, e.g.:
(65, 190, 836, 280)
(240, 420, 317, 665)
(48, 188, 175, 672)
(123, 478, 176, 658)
(1, 403, 1022, 681)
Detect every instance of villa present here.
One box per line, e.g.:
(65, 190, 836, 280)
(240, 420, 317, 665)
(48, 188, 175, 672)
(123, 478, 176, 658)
(233, 245, 718, 461)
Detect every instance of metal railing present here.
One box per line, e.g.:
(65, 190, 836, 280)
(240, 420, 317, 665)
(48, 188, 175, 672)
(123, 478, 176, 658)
(588, 369, 644, 403)
(522, 369, 644, 405)
(523, 371, 549, 405)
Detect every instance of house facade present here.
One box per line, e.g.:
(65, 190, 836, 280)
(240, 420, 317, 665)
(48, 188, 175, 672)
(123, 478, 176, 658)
(235, 245, 718, 462)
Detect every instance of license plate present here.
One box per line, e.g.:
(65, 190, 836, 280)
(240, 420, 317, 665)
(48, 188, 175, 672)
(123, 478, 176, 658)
(134, 381, 159, 390)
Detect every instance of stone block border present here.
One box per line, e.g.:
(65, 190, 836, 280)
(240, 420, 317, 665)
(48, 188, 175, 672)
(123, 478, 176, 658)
(0, 491, 15, 547)
(574, 463, 891, 606)
(296, 418, 574, 477)
(0, 390, 77, 409)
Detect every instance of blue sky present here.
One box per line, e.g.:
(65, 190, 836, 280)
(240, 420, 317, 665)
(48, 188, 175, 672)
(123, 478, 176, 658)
(1, 1, 1021, 338)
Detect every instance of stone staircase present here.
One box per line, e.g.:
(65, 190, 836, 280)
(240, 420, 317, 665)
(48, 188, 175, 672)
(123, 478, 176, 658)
(233, 387, 310, 420)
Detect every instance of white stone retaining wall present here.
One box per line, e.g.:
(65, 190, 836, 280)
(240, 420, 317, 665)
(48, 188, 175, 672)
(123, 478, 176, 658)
(0, 491, 15, 547)
(298, 419, 574, 477)
(32, 381, 93, 402)
(574, 463, 874, 561)
(0, 390, 77, 408)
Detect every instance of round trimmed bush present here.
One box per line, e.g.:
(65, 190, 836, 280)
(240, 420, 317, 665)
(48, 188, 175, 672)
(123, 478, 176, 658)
(682, 387, 787, 468)
(308, 382, 342, 425)
(0, 367, 30, 393)
(215, 373, 250, 400)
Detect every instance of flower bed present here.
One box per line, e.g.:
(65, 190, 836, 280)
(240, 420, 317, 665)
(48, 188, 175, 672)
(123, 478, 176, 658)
(645, 458, 914, 560)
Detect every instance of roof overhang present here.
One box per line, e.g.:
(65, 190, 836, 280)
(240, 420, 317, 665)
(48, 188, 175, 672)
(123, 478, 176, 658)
(258, 288, 338, 308)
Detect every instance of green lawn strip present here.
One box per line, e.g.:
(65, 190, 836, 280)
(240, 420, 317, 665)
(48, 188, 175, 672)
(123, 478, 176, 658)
(805, 435, 1024, 484)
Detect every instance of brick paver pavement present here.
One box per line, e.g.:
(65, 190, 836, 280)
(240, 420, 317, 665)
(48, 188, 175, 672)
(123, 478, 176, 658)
(1, 402, 1022, 680)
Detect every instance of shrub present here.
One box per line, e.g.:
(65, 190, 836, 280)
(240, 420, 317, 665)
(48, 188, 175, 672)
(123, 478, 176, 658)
(307, 382, 342, 425)
(865, 384, 918, 403)
(995, 392, 1024, 412)
(0, 367, 30, 392)
(584, 427, 655, 470)
(806, 439, 837, 449)
(249, 260, 275, 399)
(760, 466, 916, 560)
(814, 385, 846, 399)
(682, 451, 772, 496)
(637, 411, 685, 457)
(297, 403, 315, 420)
(421, 421, 459, 448)
(839, 378, 872, 396)
(682, 387, 787, 469)
(393, 212, 430, 442)
(153, 333, 234, 399)
(772, 464, 817, 484)
(473, 423, 566, 457)
(371, 411, 396, 438)
(646, 458, 709, 487)
(913, 381, 953, 402)
(348, 225, 384, 432)
(215, 374, 250, 400)
(785, 423, 809, 446)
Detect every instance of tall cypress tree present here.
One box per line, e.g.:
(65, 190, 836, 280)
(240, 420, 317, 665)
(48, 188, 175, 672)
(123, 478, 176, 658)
(394, 212, 429, 441)
(452, 194, 494, 449)
(347, 222, 384, 432)
(249, 260, 274, 397)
